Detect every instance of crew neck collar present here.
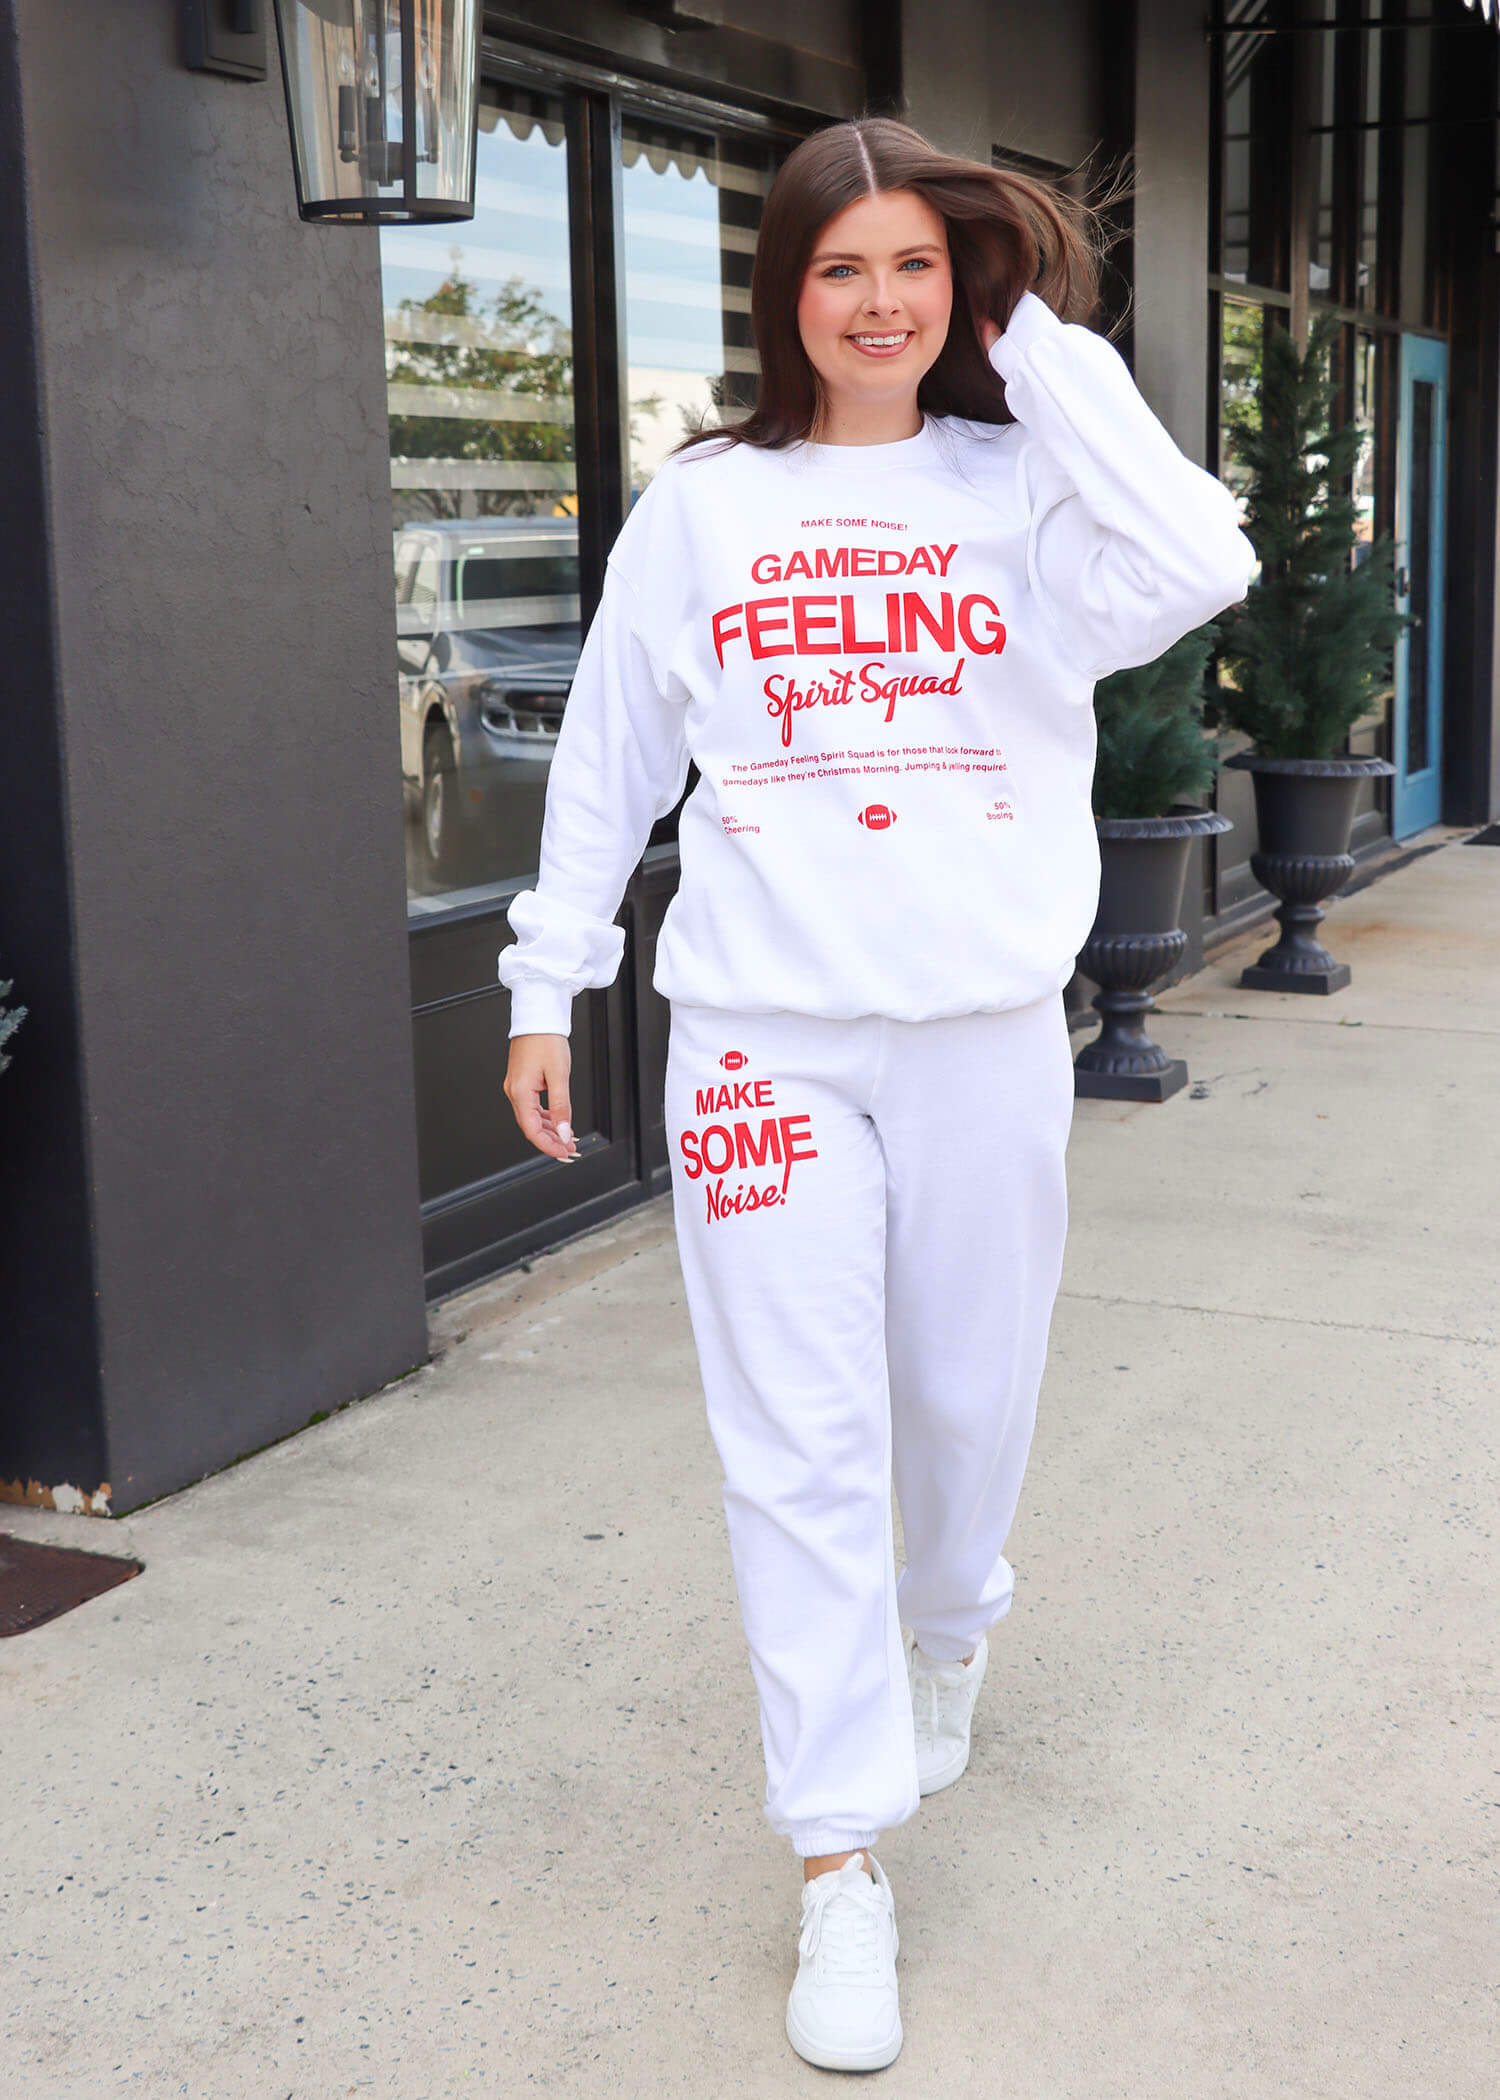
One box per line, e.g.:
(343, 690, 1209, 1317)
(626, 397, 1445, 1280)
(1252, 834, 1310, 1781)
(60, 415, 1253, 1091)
(791, 416, 937, 472)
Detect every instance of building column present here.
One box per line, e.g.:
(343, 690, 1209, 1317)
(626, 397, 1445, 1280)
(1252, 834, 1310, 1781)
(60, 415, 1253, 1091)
(0, 0, 429, 1515)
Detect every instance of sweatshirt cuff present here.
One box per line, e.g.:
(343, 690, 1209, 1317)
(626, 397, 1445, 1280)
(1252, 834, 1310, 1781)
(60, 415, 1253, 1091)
(506, 978, 575, 1039)
(988, 287, 1065, 380)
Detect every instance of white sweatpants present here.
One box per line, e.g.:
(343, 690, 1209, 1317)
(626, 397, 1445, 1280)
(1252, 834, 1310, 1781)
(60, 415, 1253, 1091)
(664, 991, 1076, 1859)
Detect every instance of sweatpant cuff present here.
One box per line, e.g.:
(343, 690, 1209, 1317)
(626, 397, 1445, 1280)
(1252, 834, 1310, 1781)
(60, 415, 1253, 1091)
(790, 1824, 881, 1859)
(910, 1631, 985, 1664)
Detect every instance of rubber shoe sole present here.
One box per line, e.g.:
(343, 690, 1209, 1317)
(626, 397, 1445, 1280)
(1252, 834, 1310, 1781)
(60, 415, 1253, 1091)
(785, 1998, 903, 2072)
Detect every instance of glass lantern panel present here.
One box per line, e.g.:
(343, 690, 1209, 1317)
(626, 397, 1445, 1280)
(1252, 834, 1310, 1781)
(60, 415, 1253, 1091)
(620, 117, 774, 497)
(381, 84, 580, 908)
(414, 0, 478, 208)
(277, 0, 408, 215)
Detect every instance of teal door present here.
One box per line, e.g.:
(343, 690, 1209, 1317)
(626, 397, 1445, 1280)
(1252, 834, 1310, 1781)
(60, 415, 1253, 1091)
(1392, 333, 1448, 839)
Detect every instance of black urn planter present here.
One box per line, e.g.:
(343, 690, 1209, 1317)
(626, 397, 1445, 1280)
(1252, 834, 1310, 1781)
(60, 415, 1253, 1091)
(1223, 752, 1396, 993)
(1074, 808, 1233, 1102)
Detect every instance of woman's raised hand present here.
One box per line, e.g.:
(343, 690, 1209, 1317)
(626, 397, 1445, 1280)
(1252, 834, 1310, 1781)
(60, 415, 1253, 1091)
(504, 1033, 580, 1162)
(978, 314, 1003, 357)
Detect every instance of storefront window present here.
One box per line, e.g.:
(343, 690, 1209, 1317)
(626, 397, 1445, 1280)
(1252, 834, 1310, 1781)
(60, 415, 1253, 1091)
(620, 118, 773, 493)
(1351, 328, 1379, 552)
(1219, 0, 1292, 292)
(381, 85, 580, 908)
(1217, 297, 1265, 510)
(1356, 0, 1385, 311)
(1399, 22, 1434, 329)
(1309, 0, 1337, 296)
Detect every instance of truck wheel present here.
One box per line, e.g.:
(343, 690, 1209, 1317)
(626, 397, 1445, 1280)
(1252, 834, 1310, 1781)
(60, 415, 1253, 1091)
(422, 724, 460, 881)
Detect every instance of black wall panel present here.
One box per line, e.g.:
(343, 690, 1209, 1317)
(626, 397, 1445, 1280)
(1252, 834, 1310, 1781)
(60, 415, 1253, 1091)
(4, 0, 428, 1510)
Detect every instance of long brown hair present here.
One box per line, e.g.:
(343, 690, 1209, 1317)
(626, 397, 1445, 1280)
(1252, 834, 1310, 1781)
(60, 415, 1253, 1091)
(678, 116, 1129, 455)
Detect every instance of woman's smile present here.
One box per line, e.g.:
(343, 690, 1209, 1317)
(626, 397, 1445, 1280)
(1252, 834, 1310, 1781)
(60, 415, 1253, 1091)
(845, 329, 916, 358)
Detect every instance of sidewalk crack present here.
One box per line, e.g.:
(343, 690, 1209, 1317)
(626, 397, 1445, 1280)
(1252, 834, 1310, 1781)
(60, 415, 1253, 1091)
(1058, 1288, 1494, 1349)
(1161, 1007, 1500, 1039)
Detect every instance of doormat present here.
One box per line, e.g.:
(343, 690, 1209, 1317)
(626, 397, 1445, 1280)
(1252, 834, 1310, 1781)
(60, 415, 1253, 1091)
(1465, 824, 1500, 846)
(0, 1532, 142, 1636)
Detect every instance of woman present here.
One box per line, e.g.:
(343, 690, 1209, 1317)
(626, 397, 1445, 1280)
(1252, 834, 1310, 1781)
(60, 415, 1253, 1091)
(498, 117, 1254, 2072)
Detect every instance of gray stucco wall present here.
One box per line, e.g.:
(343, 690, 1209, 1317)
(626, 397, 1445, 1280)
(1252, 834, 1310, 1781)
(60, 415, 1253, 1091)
(3, 0, 427, 1512)
(986, 0, 1103, 174)
(903, 0, 993, 159)
(901, 0, 1104, 171)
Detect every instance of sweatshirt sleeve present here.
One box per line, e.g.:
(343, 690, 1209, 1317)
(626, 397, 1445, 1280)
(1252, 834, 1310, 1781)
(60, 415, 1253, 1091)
(496, 558, 691, 1038)
(989, 289, 1258, 681)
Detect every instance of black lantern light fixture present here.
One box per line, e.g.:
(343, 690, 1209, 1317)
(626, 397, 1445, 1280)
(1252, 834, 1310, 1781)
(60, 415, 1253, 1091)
(270, 0, 480, 223)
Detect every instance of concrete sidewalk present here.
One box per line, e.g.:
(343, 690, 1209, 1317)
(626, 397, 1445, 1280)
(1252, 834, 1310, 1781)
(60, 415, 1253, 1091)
(4, 830, 1496, 2099)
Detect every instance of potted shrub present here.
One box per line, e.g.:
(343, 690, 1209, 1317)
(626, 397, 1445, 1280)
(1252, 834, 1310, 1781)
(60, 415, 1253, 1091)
(1074, 622, 1232, 1102)
(1216, 307, 1408, 993)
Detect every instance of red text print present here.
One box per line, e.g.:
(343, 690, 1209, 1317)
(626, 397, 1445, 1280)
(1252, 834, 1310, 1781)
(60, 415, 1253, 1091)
(749, 543, 956, 584)
(697, 1079, 773, 1114)
(714, 593, 1005, 671)
(859, 804, 896, 830)
(763, 658, 968, 746)
(705, 1179, 783, 1221)
(720, 740, 1006, 796)
(677, 1079, 820, 1225)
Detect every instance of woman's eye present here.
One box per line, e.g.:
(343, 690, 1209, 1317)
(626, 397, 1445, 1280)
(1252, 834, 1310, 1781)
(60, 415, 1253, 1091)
(900, 258, 931, 272)
(823, 265, 854, 280)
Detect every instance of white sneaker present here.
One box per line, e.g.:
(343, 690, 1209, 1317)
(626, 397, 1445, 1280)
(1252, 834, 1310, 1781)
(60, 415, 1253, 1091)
(906, 1629, 988, 1797)
(785, 1850, 903, 2071)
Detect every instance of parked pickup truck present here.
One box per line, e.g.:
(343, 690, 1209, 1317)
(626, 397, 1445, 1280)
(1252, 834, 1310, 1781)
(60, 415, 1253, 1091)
(394, 517, 580, 884)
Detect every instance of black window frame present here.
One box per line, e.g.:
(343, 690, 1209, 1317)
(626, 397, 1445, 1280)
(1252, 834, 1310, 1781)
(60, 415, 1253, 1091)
(477, 37, 806, 682)
(399, 38, 811, 1297)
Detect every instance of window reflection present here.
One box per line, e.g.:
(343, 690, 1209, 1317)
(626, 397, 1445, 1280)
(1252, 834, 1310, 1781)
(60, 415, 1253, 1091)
(1352, 329, 1379, 552)
(1357, 0, 1385, 310)
(621, 118, 772, 493)
(1309, 0, 1336, 295)
(1406, 377, 1434, 772)
(1220, 0, 1291, 292)
(381, 86, 579, 910)
(1218, 297, 1265, 520)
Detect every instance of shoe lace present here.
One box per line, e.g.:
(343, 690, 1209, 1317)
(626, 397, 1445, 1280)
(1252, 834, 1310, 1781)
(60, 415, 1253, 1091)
(799, 1864, 888, 1982)
(911, 1646, 971, 1741)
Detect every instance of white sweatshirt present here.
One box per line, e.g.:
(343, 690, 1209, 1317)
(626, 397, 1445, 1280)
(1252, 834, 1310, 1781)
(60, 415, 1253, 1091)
(497, 289, 1257, 1037)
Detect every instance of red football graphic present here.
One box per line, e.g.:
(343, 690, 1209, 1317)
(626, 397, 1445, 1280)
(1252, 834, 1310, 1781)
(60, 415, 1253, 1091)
(719, 1050, 748, 1071)
(858, 804, 896, 830)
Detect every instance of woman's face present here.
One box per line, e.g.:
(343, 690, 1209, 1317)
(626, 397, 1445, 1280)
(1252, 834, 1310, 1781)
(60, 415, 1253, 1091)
(796, 188, 953, 433)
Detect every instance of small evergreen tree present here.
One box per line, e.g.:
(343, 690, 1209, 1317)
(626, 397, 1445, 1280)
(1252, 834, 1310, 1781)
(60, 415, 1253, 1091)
(0, 971, 25, 1076)
(1092, 621, 1222, 820)
(1217, 307, 1408, 758)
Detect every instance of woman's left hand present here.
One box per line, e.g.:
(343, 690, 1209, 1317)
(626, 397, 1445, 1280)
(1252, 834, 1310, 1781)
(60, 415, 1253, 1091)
(978, 315, 1002, 357)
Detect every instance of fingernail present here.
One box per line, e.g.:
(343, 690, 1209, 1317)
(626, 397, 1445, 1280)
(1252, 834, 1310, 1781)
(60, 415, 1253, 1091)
(557, 1121, 573, 1143)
